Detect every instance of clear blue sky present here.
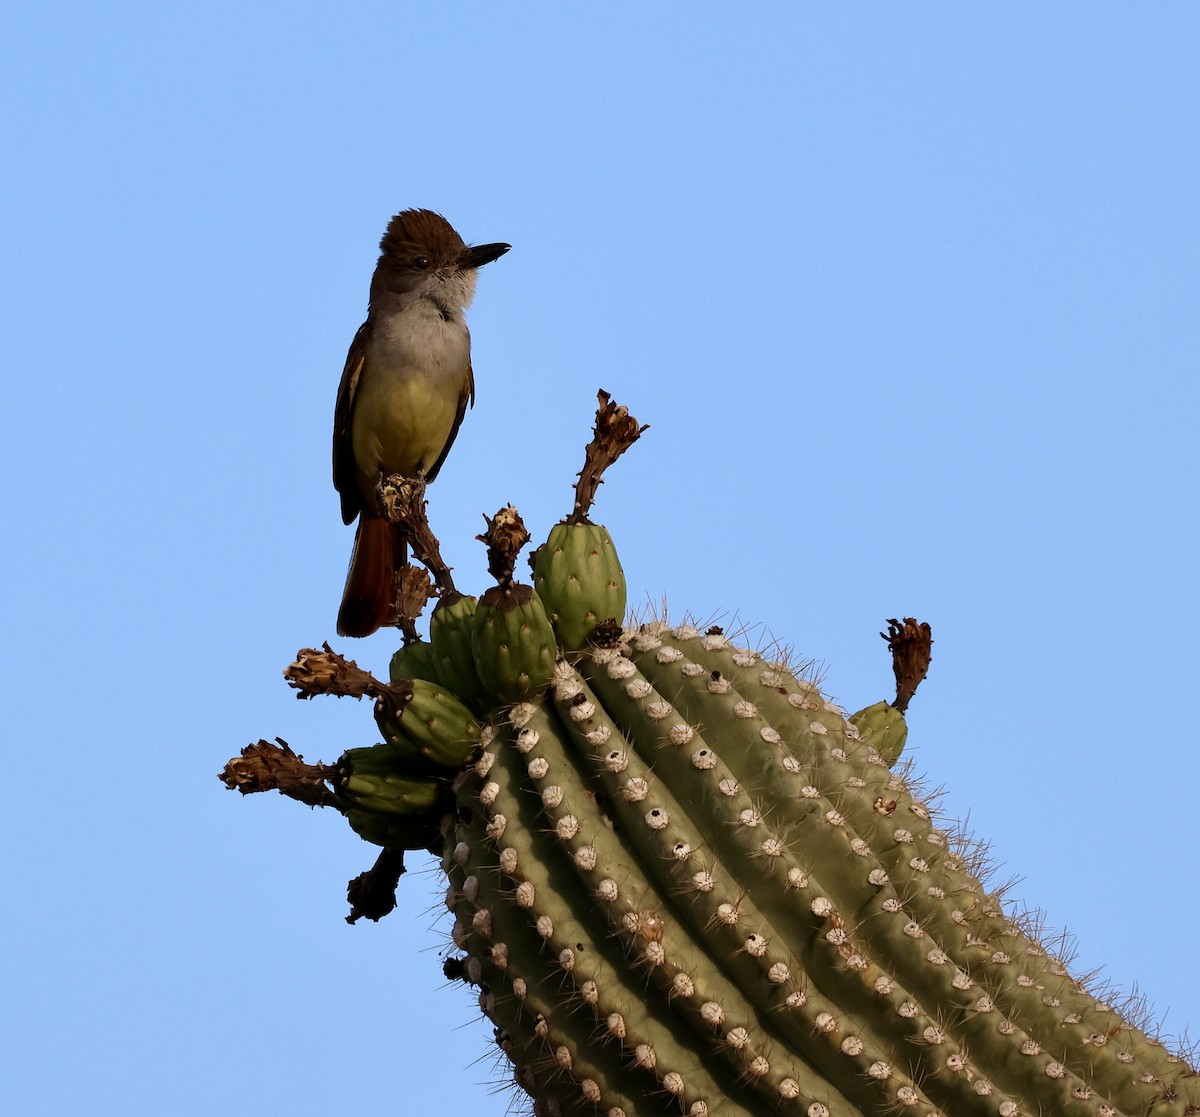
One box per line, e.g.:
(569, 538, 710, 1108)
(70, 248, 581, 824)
(3, 5, 1197, 1113)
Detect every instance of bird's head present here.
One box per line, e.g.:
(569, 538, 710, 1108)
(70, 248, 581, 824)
(370, 209, 509, 316)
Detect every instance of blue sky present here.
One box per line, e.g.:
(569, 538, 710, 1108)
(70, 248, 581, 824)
(3, 5, 1197, 1113)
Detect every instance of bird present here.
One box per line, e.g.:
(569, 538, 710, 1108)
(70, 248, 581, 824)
(333, 209, 510, 637)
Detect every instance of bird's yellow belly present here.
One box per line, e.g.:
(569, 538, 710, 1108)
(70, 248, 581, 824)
(350, 365, 464, 494)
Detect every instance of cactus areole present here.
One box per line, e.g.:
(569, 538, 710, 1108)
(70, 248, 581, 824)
(222, 392, 1196, 1117)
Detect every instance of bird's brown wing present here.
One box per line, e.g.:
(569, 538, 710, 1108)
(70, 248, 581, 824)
(425, 362, 475, 483)
(333, 321, 370, 524)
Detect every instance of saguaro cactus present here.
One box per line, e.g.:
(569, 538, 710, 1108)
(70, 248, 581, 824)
(221, 392, 1196, 1116)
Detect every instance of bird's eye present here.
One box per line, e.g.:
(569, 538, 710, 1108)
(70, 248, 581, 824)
(413, 256, 431, 270)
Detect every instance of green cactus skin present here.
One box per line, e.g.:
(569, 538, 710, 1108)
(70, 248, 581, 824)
(388, 639, 443, 687)
(375, 679, 481, 770)
(336, 745, 444, 815)
(470, 583, 558, 704)
(429, 593, 488, 709)
(337, 746, 451, 852)
(435, 626, 1198, 1117)
(532, 522, 627, 650)
(847, 700, 907, 767)
(345, 804, 443, 851)
(446, 725, 768, 1116)
(636, 627, 1193, 1098)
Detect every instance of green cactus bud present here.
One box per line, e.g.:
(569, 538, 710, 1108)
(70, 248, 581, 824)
(335, 745, 443, 815)
(532, 521, 626, 650)
(388, 639, 442, 688)
(848, 699, 907, 766)
(344, 805, 444, 852)
(344, 807, 395, 847)
(470, 583, 558, 704)
(428, 593, 486, 708)
(376, 679, 481, 770)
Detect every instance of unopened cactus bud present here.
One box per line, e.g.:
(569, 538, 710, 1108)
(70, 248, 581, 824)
(389, 639, 443, 688)
(471, 583, 558, 704)
(533, 522, 626, 650)
(429, 593, 486, 709)
(376, 679, 481, 771)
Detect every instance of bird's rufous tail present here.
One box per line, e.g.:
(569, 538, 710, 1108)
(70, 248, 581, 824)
(337, 517, 405, 637)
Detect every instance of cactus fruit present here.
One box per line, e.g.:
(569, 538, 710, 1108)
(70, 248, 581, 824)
(470, 582, 558, 704)
(470, 505, 559, 705)
(532, 521, 627, 650)
(388, 638, 442, 687)
(374, 678, 481, 771)
(344, 804, 443, 852)
(848, 699, 907, 767)
(225, 392, 1195, 1117)
(429, 593, 485, 707)
(335, 744, 444, 815)
(335, 742, 455, 855)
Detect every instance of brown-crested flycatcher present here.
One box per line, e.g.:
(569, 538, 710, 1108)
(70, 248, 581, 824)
(333, 209, 510, 637)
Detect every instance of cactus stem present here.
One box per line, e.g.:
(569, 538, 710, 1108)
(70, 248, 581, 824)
(228, 386, 1199, 1116)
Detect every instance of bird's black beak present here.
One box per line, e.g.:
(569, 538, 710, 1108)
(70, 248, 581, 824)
(459, 242, 511, 269)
